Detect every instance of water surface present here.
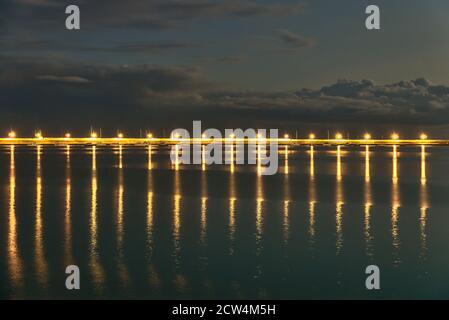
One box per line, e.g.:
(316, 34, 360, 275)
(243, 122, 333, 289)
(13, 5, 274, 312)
(0, 144, 448, 299)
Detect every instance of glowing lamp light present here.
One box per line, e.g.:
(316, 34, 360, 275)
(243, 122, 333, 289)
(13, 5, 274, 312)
(309, 133, 316, 140)
(420, 133, 428, 140)
(335, 133, 343, 140)
(229, 133, 235, 139)
(201, 133, 206, 139)
(147, 133, 153, 139)
(117, 133, 124, 139)
(35, 131, 43, 139)
(284, 134, 290, 139)
(65, 133, 71, 139)
(90, 132, 98, 139)
(364, 133, 372, 140)
(391, 133, 399, 140)
(8, 131, 16, 138)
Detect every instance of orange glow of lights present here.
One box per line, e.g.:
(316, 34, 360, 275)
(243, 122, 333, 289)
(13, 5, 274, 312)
(229, 133, 235, 139)
(335, 133, 343, 140)
(391, 133, 399, 140)
(117, 133, 124, 139)
(284, 134, 290, 139)
(8, 131, 16, 138)
(65, 133, 71, 139)
(147, 133, 153, 139)
(90, 132, 98, 139)
(420, 133, 428, 140)
(35, 131, 43, 139)
(309, 133, 316, 139)
(364, 133, 372, 140)
(201, 134, 206, 139)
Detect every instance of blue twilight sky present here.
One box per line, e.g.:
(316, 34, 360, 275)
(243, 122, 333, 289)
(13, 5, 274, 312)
(1, 0, 449, 135)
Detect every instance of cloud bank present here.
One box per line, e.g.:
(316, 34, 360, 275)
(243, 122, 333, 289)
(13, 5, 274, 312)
(1, 57, 449, 135)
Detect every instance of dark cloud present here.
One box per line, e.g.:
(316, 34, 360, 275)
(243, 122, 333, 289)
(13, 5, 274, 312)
(1, 39, 200, 54)
(152, 0, 307, 19)
(86, 42, 201, 53)
(277, 29, 316, 49)
(215, 78, 449, 123)
(35, 75, 92, 83)
(4, 0, 307, 30)
(1, 56, 449, 135)
(201, 55, 247, 65)
(0, 57, 212, 117)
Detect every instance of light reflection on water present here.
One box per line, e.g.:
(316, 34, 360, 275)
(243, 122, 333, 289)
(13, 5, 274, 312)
(89, 145, 105, 292)
(308, 146, 316, 248)
(34, 145, 47, 288)
(7, 146, 23, 293)
(229, 171, 236, 255)
(283, 146, 290, 246)
(335, 146, 344, 256)
(419, 146, 429, 259)
(0, 144, 448, 299)
(172, 168, 181, 269)
(64, 146, 72, 267)
(364, 146, 374, 258)
(391, 145, 401, 265)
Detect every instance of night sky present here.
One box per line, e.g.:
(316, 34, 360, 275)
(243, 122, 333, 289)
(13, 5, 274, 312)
(1, 0, 449, 137)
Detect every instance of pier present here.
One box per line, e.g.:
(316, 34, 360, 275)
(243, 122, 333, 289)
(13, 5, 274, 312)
(1, 134, 449, 146)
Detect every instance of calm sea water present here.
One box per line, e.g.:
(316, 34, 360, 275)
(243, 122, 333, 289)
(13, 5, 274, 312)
(0, 144, 448, 299)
